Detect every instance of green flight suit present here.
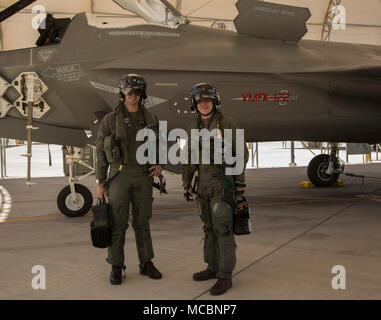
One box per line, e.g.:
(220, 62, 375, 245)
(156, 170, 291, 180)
(182, 111, 249, 279)
(95, 102, 161, 269)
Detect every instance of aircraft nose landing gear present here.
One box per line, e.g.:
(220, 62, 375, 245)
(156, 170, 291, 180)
(57, 146, 94, 217)
(307, 143, 345, 187)
(57, 183, 92, 217)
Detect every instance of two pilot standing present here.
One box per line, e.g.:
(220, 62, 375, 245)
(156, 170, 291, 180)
(95, 76, 248, 295)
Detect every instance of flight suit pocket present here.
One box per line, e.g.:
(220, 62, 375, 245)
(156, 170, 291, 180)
(105, 146, 121, 164)
(104, 135, 121, 164)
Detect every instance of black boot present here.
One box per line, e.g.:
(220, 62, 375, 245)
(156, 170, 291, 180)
(140, 261, 162, 279)
(192, 269, 217, 281)
(110, 266, 122, 285)
(210, 278, 232, 296)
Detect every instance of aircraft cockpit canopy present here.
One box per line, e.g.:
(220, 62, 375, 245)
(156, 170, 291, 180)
(113, 0, 189, 26)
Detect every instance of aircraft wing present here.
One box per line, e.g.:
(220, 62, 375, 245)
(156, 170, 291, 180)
(0, 116, 90, 146)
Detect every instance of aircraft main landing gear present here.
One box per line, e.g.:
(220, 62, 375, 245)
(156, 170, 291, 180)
(307, 143, 345, 187)
(57, 146, 94, 217)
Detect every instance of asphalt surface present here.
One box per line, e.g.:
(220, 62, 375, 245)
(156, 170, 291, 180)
(1, 163, 381, 299)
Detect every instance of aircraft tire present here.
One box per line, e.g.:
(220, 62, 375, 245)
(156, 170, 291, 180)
(57, 184, 93, 217)
(307, 154, 340, 187)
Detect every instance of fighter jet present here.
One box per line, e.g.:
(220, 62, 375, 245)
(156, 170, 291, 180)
(0, 0, 380, 217)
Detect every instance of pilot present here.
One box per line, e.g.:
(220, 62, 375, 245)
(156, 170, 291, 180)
(95, 74, 163, 285)
(182, 83, 249, 295)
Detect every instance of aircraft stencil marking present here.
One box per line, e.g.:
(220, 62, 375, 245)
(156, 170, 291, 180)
(155, 82, 179, 87)
(144, 96, 167, 109)
(89, 81, 119, 94)
(42, 64, 84, 82)
(37, 48, 57, 63)
(109, 31, 180, 38)
(232, 90, 298, 106)
(253, 5, 296, 17)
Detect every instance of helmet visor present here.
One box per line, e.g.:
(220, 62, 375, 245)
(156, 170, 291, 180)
(126, 88, 144, 96)
(120, 75, 146, 96)
(191, 85, 218, 103)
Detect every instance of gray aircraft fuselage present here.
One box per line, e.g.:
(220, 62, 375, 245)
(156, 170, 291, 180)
(0, 12, 380, 147)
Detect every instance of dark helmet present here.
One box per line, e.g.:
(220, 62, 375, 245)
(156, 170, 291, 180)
(118, 74, 147, 101)
(190, 83, 221, 113)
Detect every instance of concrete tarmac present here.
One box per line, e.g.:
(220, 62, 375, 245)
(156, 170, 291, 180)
(0, 164, 381, 300)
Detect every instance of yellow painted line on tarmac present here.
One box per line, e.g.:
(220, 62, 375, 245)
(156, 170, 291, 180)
(357, 195, 381, 202)
(254, 197, 358, 207)
(1, 197, 359, 224)
(153, 207, 195, 213)
(4, 216, 63, 223)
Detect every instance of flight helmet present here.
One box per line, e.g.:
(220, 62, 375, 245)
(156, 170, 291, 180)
(190, 83, 221, 113)
(118, 74, 147, 101)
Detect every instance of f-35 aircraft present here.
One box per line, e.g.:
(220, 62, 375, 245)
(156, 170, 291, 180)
(0, 0, 380, 217)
